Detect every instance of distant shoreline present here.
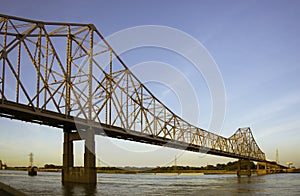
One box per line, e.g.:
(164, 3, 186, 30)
(4, 166, 300, 174)
(2, 167, 240, 174)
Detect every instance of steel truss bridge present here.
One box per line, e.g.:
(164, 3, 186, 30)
(0, 14, 282, 183)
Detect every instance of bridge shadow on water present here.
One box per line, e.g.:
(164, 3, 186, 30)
(234, 175, 268, 195)
(63, 183, 97, 196)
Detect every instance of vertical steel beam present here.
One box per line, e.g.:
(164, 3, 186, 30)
(66, 25, 72, 116)
(109, 48, 112, 125)
(88, 26, 94, 121)
(43, 35, 49, 110)
(36, 25, 42, 108)
(126, 72, 129, 128)
(1, 19, 7, 102)
(16, 42, 21, 103)
(140, 86, 143, 132)
(83, 25, 96, 184)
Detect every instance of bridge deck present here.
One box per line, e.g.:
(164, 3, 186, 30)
(0, 99, 265, 162)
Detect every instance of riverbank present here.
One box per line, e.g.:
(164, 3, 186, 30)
(0, 181, 27, 196)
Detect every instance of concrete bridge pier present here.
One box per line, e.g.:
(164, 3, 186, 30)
(256, 162, 267, 175)
(237, 159, 251, 177)
(256, 162, 282, 175)
(62, 126, 96, 184)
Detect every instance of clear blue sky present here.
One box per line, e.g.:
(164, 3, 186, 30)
(1, 0, 300, 168)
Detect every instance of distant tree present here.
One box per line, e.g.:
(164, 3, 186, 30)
(44, 164, 62, 169)
(206, 165, 216, 170)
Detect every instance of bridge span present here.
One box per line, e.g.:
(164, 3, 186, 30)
(0, 14, 285, 184)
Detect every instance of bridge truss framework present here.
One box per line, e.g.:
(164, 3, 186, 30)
(0, 14, 266, 183)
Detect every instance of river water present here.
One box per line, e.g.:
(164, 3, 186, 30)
(0, 170, 299, 195)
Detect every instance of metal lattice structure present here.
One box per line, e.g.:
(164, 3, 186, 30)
(0, 14, 265, 162)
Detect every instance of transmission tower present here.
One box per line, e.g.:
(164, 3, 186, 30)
(276, 149, 279, 164)
(29, 153, 33, 167)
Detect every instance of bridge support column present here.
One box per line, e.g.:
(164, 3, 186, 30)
(256, 162, 267, 175)
(83, 127, 96, 184)
(62, 127, 74, 183)
(237, 159, 251, 177)
(62, 126, 96, 184)
(246, 159, 251, 177)
(237, 159, 241, 177)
